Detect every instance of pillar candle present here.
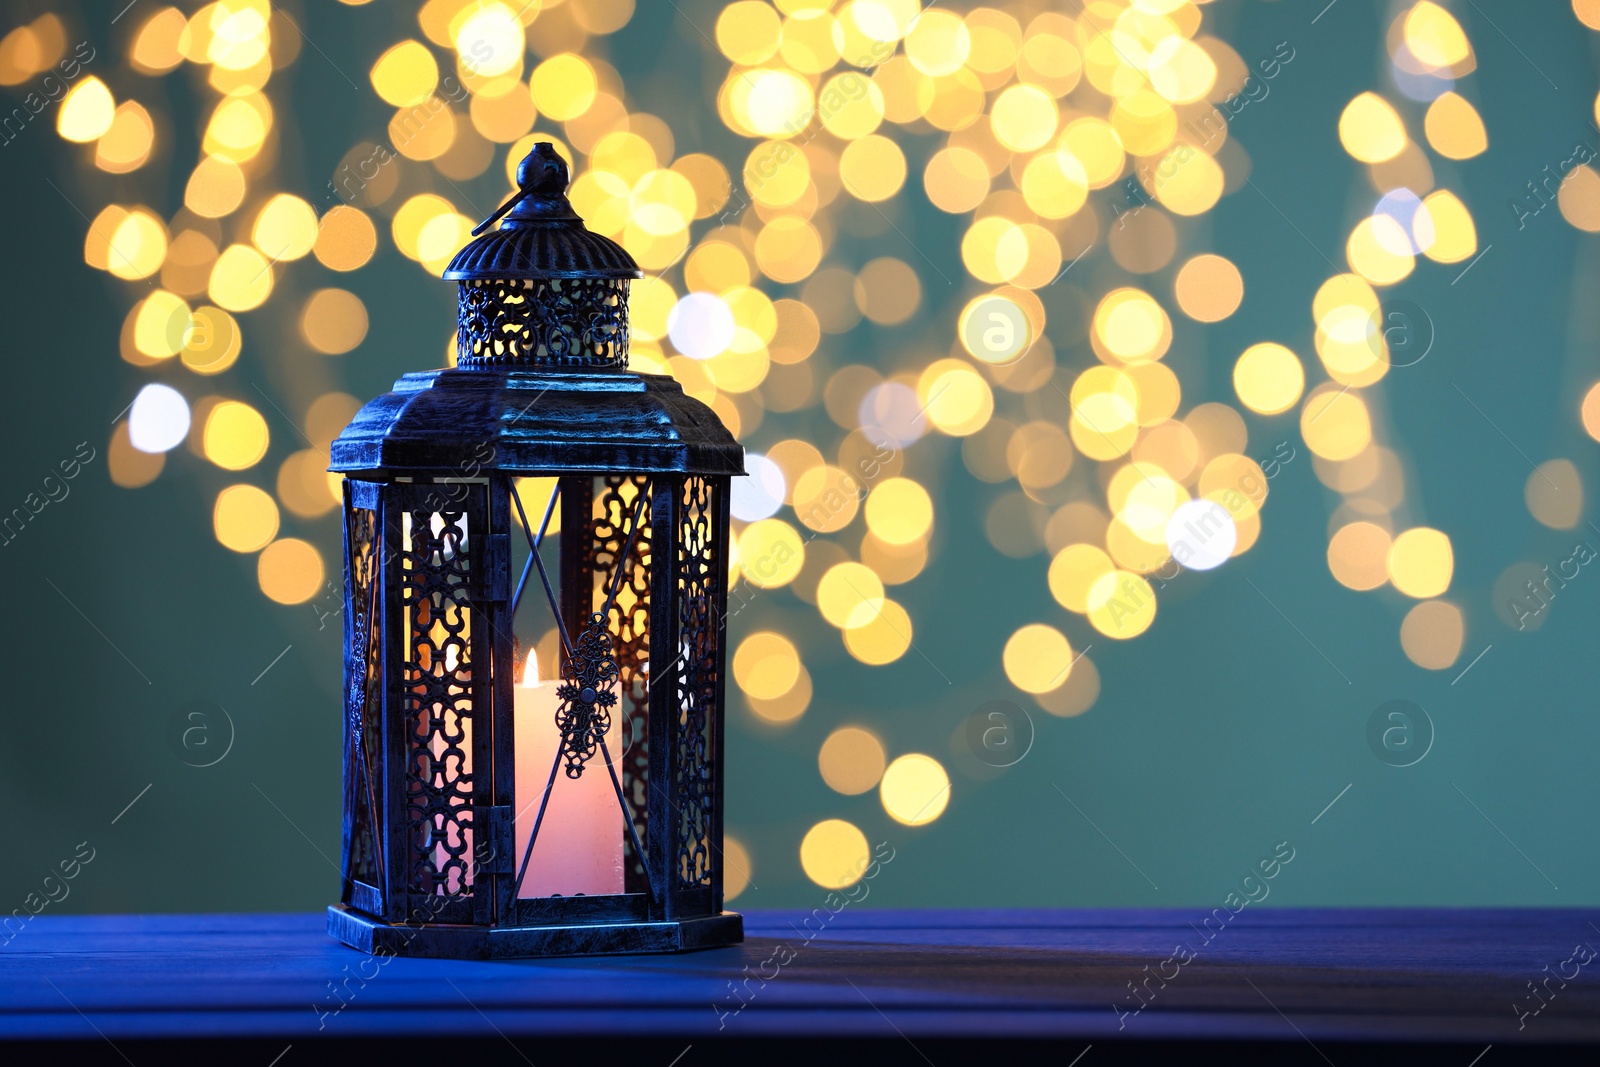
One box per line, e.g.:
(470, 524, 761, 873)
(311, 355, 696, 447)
(513, 650, 625, 897)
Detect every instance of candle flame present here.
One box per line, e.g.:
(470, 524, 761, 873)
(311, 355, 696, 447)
(522, 648, 541, 687)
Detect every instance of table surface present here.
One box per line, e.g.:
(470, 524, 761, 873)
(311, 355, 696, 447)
(3, 908, 1598, 1052)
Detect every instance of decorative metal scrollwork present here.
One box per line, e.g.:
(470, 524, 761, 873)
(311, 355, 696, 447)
(400, 508, 477, 900)
(589, 475, 652, 888)
(675, 477, 718, 888)
(344, 505, 382, 886)
(554, 613, 619, 778)
(456, 277, 630, 368)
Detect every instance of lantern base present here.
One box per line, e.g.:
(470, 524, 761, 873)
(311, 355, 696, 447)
(327, 904, 743, 959)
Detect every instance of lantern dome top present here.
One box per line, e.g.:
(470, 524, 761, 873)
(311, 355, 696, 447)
(443, 143, 641, 282)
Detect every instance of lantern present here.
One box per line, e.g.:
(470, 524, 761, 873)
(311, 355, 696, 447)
(326, 144, 744, 958)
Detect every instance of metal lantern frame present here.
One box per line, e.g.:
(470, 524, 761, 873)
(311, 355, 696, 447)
(326, 145, 744, 958)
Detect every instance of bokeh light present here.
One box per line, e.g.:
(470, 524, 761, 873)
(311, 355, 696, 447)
(880, 754, 950, 826)
(799, 818, 871, 889)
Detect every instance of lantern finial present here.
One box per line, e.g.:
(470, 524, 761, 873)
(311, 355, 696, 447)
(471, 143, 579, 235)
(517, 142, 568, 198)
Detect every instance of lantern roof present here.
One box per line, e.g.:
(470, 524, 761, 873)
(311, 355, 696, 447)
(328, 368, 743, 477)
(443, 143, 641, 282)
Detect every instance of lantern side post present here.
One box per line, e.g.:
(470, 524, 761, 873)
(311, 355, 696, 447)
(470, 477, 511, 926)
(378, 482, 407, 923)
(646, 475, 681, 920)
(708, 474, 732, 913)
(337, 478, 361, 908)
(486, 473, 518, 925)
(668, 475, 720, 918)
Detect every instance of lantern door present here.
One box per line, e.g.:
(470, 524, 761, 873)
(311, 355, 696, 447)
(338, 478, 503, 928)
(497, 471, 730, 931)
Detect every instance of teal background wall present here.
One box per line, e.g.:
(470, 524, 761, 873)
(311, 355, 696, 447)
(0, 0, 1595, 918)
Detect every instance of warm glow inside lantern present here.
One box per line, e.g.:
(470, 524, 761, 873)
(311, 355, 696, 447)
(326, 144, 744, 958)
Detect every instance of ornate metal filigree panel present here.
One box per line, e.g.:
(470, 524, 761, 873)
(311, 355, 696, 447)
(589, 475, 652, 891)
(675, 477, 718, 889)
(399, 506, 477, 905)
(456, 278, 629, 369)
(343, 503, 381, 888)
(554, 614, 619, 778)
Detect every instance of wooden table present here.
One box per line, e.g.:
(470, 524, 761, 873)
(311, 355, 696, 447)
(3, 909, 1598, 1063)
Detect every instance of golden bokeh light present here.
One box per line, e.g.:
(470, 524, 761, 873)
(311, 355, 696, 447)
(530, 53, 597, 122)
(864, 477, 933, 544)
(214, 484, 280, 553)
(842, 598, 914, 665)
(919, 361, 993, 436)
(279, 450, 340, 518)
(182, 306, 242, 375)
(130, 8, 187, 73)
(1060, 116, 1123, 188)
(924, 146, 991, 213)
(251, 194, 318, 262)
(57, 75, 114, 142)
(1388, 527, 1454, 598)
(1149, 145, 1224, 216)
(1092, 288, 1171, 363)
(733, 630, 801, 701)
(818, 726, 887, 795)
(1087, 569, 1157, 638)
(990, 83, 1057, 151)
(1198, 453, 1268, 520)
(1347, 215, 1414, 285)
(1300, 389, 1373, 461)
(453, 2, 524, 79)
(1400, 599, 1464, 670)
(185, 156, 247, 219)
(746, 661, 810, 722)
(370, 40, 438, 107)
(203, 400, 270, 471)
(839, 134, 907, 201)
(737, 518, 806, 588)
(817, 562, 885, 629)
(1019, 149, 1089, 219)
(1002, 623, 1074, 693)
(1035, 651, 1099, 718)
(95, 101, 154, 173)
(1581, 382, 1600, 442)
(209, 244, 274, 311)
(300, 288, 369, 355)
(314, 206, 378, 271)
(799, 819, 871, 889)
(1404, 2, 1473, 71)
(1558, 166, 1600, 232)
(1048, 543, 1114, 613)
(257, 538, 325, 605)
(108, 422, 164, 488)
(1525, 459, 1583, 529)
(1233, 343, 1304, 415)
(1339, 92, 1407, 163)
(1423, 92, 1487, 160)
(880, 753, 950, 826)
(1173, 253, 1243, 322)
(1328, 521, 1392, 591)
(716, 1, 782, 65)
(722, 836, 752, 901)
(905, 9, 970, 76)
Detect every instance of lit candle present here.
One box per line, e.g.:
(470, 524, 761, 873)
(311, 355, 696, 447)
(513, 649, 625, 897)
